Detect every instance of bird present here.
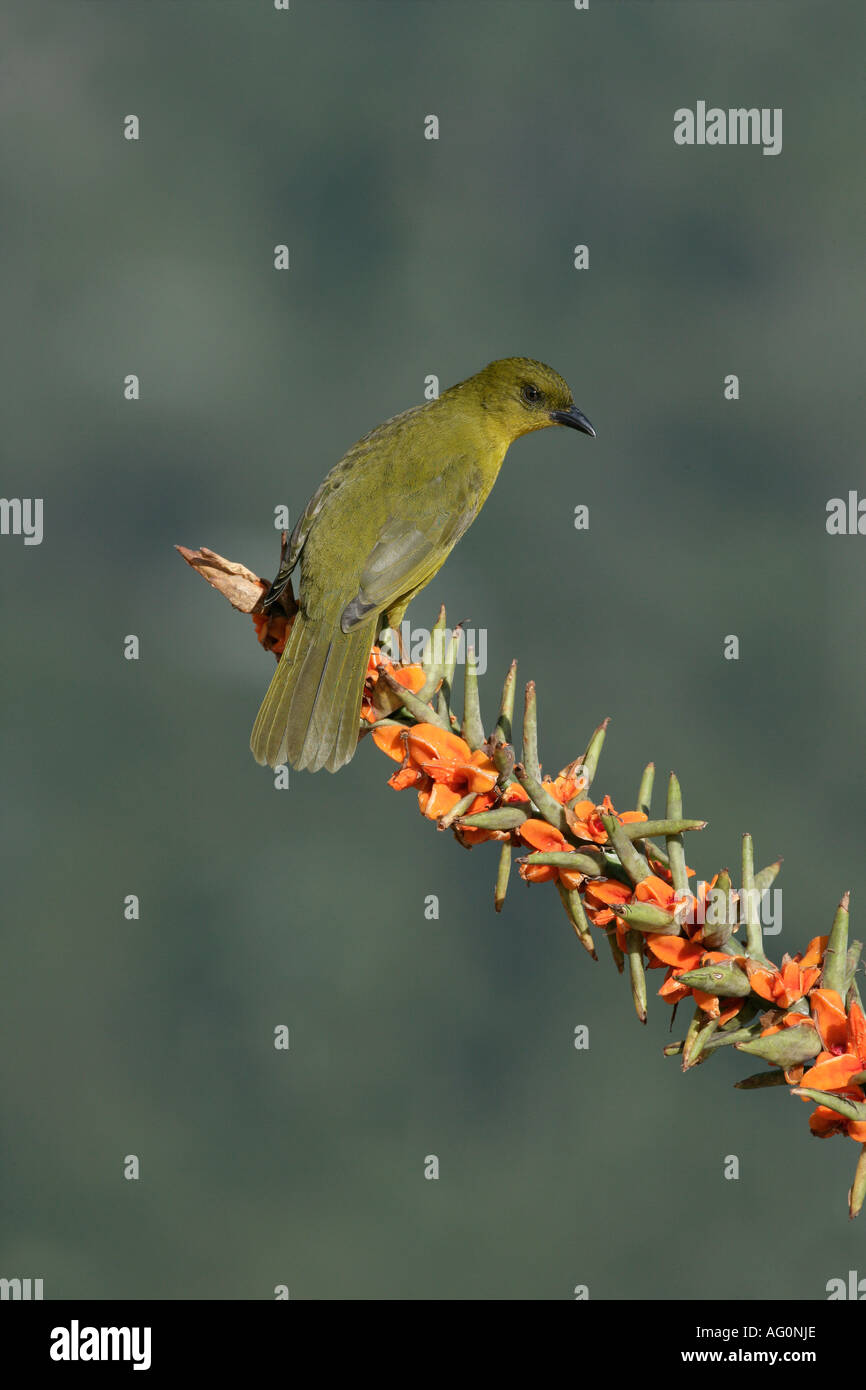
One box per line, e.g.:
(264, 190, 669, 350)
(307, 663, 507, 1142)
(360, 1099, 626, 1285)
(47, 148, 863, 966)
(250, 356, 595, 773)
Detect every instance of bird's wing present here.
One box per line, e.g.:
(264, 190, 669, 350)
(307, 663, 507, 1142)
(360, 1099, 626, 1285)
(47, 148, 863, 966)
(340, 493, 480, 633)
(284, 468, 337, 573)
(263, 471, 339, 605)
(263, 444, 373, 607)
(283, 404, 429, 581)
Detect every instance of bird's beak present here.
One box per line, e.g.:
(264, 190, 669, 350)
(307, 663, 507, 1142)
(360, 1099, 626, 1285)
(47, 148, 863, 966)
(550, 404, 596, 438)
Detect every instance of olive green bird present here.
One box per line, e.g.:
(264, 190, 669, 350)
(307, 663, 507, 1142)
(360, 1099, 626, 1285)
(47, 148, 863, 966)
(250, 357, 595, 773)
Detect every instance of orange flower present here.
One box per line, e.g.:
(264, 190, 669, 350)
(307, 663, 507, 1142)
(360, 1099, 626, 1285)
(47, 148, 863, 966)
(800, 935, 828, 968)
(251, 607, 293, 656)
(649, 936, 735, 1017)
(809, 988, 850, 1053)
(457, 825, 510, 848)
(502, 783, 530, 805)
(799, 996, 866, 1141)
(390, 723, 499, 821)
(748, 937, 826, 1009)
(635, 875, 684, 913)
(566, 794, 647, 844)
(632, 876, 694, 949)
(583, 877, 632, 923)
(361, 650, 426, 721)
(371, 722, 410, 762)
(646, 934, 706, 970)
(421, 786, 494, 821)
(542, 767, 587, 805)
(373, 720, 464, 769)
(808, 1106, 866, 1142)
(518, 820, 583, 890)
(759, 1012, 818, 1038)
(374, 718, 502, 828)
(705, 998, 744, 1025)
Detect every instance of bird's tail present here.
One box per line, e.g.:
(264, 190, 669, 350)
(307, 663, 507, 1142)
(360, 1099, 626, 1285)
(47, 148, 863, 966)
(250, 609, 376, 773)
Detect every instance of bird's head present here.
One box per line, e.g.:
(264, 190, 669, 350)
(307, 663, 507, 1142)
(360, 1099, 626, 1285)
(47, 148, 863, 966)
(458, 357, 595, 443)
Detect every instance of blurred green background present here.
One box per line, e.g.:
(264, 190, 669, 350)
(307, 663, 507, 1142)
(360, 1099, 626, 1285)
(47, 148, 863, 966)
(2, 0, 864, 1300)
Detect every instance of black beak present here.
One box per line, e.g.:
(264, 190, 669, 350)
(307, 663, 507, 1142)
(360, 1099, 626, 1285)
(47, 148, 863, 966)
(550, 404, 596, 438)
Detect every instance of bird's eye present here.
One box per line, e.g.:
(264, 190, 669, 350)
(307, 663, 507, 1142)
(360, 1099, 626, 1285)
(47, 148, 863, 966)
(522, 383, 542, 404)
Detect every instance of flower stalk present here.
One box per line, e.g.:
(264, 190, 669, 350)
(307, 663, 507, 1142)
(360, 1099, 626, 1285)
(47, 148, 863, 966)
(180, 546, 866, 1220)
